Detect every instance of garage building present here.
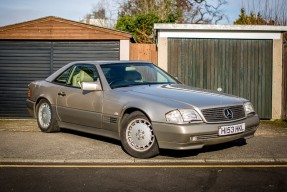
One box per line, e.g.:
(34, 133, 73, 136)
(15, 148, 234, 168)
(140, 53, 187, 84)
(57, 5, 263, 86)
(155, 24, 287, 120)
(0, 16, 132, 117)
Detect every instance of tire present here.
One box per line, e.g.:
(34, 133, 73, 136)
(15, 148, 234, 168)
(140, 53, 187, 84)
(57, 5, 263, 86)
(120, 111, 159, 158)
(36, 99, 60, 133)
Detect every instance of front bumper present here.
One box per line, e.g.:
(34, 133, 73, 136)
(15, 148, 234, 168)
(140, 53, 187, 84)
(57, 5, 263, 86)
(152, 115, 260, 150)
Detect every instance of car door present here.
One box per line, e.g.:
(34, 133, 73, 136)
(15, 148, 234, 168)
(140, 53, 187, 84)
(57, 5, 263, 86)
(56, 64, 103, 128)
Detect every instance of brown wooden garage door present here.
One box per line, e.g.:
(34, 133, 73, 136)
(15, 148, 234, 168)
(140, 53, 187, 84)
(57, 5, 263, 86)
(0, 40, 119, 117)
(168, 38, 273, 119)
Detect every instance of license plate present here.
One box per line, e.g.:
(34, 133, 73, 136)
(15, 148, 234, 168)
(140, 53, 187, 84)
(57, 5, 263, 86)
(218, 123, 245, 136)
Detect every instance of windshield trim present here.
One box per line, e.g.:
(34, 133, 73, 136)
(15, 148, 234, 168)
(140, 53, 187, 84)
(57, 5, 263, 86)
(100, 63, 181, 89)
(111, 82, 178, 89)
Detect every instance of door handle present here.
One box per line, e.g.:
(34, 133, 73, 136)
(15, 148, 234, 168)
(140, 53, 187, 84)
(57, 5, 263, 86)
(58, 92, 66, 96)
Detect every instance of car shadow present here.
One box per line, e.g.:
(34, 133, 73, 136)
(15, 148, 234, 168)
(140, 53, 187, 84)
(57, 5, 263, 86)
(159, 139, 247, 158)
(61, 128, 122, 146)
(60, 128, 247, 158)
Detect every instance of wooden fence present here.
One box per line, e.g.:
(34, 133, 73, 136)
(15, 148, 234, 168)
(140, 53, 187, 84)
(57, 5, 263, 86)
(130, 43, 158, 64)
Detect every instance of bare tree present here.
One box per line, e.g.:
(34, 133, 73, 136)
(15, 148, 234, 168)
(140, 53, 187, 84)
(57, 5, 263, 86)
(118, 0, 176, 20)
(118, 0, 228, 24)
(81, 0, 119, 28)
(181, 0, 227, 24)
(241, 0, 287, 25)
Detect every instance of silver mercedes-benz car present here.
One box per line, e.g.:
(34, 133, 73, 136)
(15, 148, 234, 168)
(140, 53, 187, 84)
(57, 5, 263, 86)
(26, 61, 260, 158)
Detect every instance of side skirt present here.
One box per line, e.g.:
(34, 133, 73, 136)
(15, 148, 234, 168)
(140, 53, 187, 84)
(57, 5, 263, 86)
(58, 121, 120, 140)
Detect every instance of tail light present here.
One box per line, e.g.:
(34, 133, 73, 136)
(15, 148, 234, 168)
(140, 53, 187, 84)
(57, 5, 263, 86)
(28, 87, 31, 98)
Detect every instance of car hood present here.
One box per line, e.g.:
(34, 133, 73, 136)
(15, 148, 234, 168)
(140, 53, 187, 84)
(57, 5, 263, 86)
(118, 84, 246, 109)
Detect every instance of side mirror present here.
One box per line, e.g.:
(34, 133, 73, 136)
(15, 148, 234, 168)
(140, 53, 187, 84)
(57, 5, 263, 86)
(81, 81, 102, 91)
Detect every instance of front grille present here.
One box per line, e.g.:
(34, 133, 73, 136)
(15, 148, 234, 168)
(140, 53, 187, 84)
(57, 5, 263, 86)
(201, 105, 245, 123)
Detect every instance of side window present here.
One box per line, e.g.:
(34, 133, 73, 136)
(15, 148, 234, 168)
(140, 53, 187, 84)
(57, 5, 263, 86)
(68, 64, 99, 88)
(54, 67, 73, 84)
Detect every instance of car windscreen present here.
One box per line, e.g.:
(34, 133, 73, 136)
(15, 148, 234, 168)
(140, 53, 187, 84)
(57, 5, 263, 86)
(100, 63, 179, 89)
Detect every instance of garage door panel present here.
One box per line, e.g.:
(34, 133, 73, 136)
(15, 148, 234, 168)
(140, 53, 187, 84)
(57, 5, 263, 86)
(53, 53, 117, 58)
(53, 46, 119, 51)
(0, 60, 51, 64)
(0, 40, 120, 117)
(283, 35, 287, 120)
(0, 46, 51, 50)
(52, 41, 119, 72)
(0, 63, 50, 67)
(1, 66, 50, 71)
(168, 38, 272, 119)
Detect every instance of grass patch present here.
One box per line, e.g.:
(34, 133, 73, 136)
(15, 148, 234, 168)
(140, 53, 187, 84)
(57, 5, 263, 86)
(260, 119, 287, 126)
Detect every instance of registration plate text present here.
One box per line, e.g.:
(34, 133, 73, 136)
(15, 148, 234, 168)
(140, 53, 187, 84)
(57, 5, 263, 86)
(218, 123, 245, 136)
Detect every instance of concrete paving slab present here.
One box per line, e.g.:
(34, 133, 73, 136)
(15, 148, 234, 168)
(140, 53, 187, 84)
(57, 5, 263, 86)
(0, 119, 287, 164)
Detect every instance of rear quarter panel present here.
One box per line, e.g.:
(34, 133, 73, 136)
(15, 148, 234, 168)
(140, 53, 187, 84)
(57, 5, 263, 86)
(29, 80, 62, 106)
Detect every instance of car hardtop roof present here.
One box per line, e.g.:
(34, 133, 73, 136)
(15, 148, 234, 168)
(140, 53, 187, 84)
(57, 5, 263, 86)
(73, 60, 153, 65)
(45, 60, 154, 82)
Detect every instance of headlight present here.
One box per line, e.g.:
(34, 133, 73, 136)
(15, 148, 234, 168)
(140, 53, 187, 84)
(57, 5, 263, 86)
(166, 109, 202, 124)
(244, 102, 255, 115)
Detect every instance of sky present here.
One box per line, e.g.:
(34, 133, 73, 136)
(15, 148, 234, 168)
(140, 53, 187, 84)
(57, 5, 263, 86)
(0, 0, 253, 27)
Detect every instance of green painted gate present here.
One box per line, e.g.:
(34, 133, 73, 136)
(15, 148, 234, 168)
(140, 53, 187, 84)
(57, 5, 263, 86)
(168, 38, 273, 119)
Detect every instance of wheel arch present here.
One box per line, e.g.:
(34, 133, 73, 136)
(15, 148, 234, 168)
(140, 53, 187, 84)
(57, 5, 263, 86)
(118, 107, 152, 134)
(35, 96, 55, 118)
(36, 96, 51, 108)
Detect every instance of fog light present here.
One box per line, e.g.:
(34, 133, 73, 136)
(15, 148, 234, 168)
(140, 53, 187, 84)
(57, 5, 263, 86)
(190, 136, 198, 142)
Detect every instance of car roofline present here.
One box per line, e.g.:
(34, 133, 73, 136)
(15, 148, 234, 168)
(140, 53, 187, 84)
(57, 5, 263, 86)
(45, 60, 154, 82)
(72, 60, 153, 65)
